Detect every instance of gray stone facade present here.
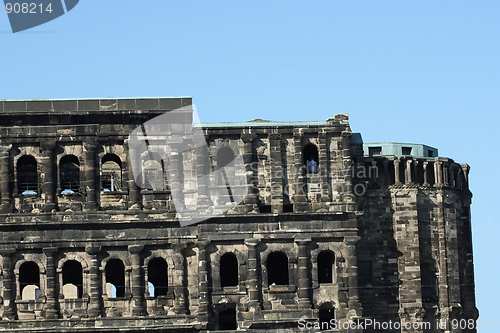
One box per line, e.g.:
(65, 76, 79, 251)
(0, 97, 477, 332)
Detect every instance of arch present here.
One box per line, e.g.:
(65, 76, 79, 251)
(105, 258, 125, 298)
(303, 143, 319, 174)
(62, 260, 83, 298)
(142, 157, 165, 190)
(220, 252, 238, 288)
(17, 155, 38, 194)
(148, 257, 168, 297)
(60, 155, 80, 193)
(318, 302, 335, 330)
(266, 251, 289, 285)
(19, 261, 40, 296)
(317, 250, 335, 284)
(101, 154, 122, 192)
(421, 260, 438, 304)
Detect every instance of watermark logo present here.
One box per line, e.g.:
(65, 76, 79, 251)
(128, 105, 248, 227)
(4, 0, 79, 33)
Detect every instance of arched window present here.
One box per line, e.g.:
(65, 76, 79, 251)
(220, 253, 238, 288)
(318, 303, 335, 330)
(17, 155, 38, 194)
(105, 259, 125, 298)
(303, 143, 319, 174)
(317, 250, 334, 284)
(101, 154, 122, 192)
(142, 159, 165, 190)
(62, 260, 83, 298)
(267, 251, 289, 285)
(148, 257, 168, 297)
(60, 155, 80, 193)
(19, 261, 40, 300)
(216, 147, 236, 186)
(421, 261, 438, 304)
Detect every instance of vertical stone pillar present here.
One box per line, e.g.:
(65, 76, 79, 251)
(0, 249, 16, 319)
(168, 147, 184, 211)
(83, 141, 98, 211)
(383, 159, 389, 186)
(344, 236, 361, 319)
(341, 132, 353, 192)
(442, 162, 449, 186)
(196, 145, 211, 210)
(85, 246, 102, 317)
(128, 245, 145, 316)
(461, 164, 470, 190)
(404, 159, 413, 184)
(449, 164, 455, 187)
(295, 238, 311, 309)
(0, 145, 13, 213)
(244, 239, 261, 310)
(40, 143, 57, 212)
(422, 162, 429, 186)
(292, 131, 307, 212)
(172, 243, 187, 314)
(394, 158, 401, 185)
(318, 133, 331, 202)
(269, 134, 283, 213)
(434, 161, 443, 186)
(197, 241, 210, 322)
(241, 134, 259, 212)
(43, 247, 59, 319)
(123, 140, 140, 209)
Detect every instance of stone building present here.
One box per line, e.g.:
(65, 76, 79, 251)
(0, 97, 477, 332)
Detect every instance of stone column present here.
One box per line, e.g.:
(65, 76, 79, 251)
(197, 241, 210, 322)
(0, 145, 13, 213)
(434, 161, 443, 186)
(394, 158, 401, 185)
(0, 249, 16, 319)
(404, 159, 413, 184)
(442, 162, 449, 186)
(269, 134, 283, 213)
(241, 134, 259, 212)
(40, 143, 57, 212)
(172, 243, 187, 314)
(422, 162, 429, 186)
(461, 164, 470, 190)
(128, 245, 145, 316)
(345, 236, 361, 319)
(196, 145, 211, 210)
(383, 159, 390, 186)
(292, 131, 307, 212)
(43, 247, 59, 319)
(124, 140, 140, 209)
(295, 238, 311, 309)
(168, 146, 184, 211)
(318, 133, 331, 202)
(83, 141, 98, 211)
(85, 246, 102, 317)
(244, 239, 261, 310)
(449, 164, 455, 187)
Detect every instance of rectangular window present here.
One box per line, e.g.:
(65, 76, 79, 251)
(368, 147, 382, 157)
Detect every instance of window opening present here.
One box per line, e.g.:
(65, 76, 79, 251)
(17, 155, 38, 195)
(60, 155, 80, 194)
(267, 251, 289, 285)
(220, 253, 238, 287)
(319, 303, 335, 331)
(303, 143, 319, 173)
(219, 306, 237, 330)
(402, 147, 412, 155)
(62, 260, 83, 298)
(318, 251, 334, 284)
(368, 146, 382, 157)
(148, 257, 168, 297)
(19, 261, 40, 300)
(101, 154, 122, 192)
(105, 259, 125, 298)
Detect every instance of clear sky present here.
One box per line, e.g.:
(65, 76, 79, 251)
(1, 0, 499, 328)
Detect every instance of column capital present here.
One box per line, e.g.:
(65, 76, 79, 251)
(241, 133, 258, 143)
(0, 248, 16, 256)
(461, 163, 470, 173)
(0, 144, 12, 156)
(268, 133, 281, 141)
(171, 243, 186, 252)
(344, 236, 361, 246)
(294, 237, 311, 246)
(244, 238, 261, 247)
(85, 246, 101, 255)
(128, 244, 144, 254)
(197, 240, 210, 250)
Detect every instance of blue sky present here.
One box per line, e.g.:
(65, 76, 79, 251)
(1, 0, 499, 328)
